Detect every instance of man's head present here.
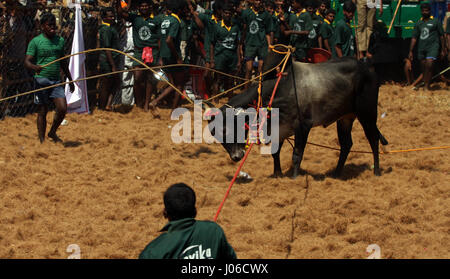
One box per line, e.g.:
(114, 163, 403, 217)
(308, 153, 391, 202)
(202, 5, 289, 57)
(292, 0, 302, 12)
(40, 13, 57, 38)
(138, 0, 153, 17)
(319, 0, 330, 16)
(101, 7, 115, 24)
(325, 8, 335, 23)
(265, 0, 275, 15)
(305, 0, 315, 15)
(342, 0, 356, 21)
(420, 2, 431, 19)
(222, 4, 234, 24)
(167, 0, 189, 17)
(163, 183, 197, 221)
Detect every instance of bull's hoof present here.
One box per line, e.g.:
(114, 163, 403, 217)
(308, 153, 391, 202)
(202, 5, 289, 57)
(269, 171, 283, 178)
(374, 169, 382, 176)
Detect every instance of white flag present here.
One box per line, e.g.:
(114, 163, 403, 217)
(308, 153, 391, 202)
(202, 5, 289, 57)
(65, 3, 89, 114)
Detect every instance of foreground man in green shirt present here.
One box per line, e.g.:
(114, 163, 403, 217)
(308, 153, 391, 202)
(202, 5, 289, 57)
(25, 13, 74, 143)
(139, 183, 237, 259)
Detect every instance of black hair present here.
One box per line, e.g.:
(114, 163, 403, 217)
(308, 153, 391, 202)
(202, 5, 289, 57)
(212, 0, 223, 13)
(342, 0, 356, 13)
(101, 7, 115, 18)
(139, 0, 154, 5)
(326, 8, 336, 15)
(265, 0, 276, 9)
(304, 0, 315, 8)
(320, 0, 330, 9)
(40, 12, 55, 25)
(163, 183, 197, 220)
(420, 2, 431, 10)
(166, 0, 188, 14)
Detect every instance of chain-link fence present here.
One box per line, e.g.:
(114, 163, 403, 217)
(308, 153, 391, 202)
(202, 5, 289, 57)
(0, 0, 129, 119)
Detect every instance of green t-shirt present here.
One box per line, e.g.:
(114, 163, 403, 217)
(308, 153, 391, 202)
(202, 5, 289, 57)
(139, 218, 237, 259)
(129, 13, 160, 49)
(334, 19, 355, 57)
(98, 23, 121, 60)
(211, 20, 240, 56)
(26, 34, 65, 80)
(288, 11, 313, 50)
(309, 13, 322, 48)
(319, 19, 335, 56)
(198, 10, 219, 53)
(412, 16, 444, 52)
(159, 14, 182, 60)
(241, 8, 273, 47)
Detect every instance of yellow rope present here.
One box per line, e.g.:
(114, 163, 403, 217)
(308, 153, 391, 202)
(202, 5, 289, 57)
(287, 138, 450, 154)
(0, 47, 290, 104)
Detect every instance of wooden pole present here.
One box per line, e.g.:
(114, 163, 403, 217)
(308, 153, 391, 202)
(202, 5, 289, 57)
(388, 0, 402, 34)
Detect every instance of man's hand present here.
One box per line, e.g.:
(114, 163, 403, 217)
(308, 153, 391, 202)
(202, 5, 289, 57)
(209, 60, 215, 70)
(69, 82, 75, 93)
(34, 65, 43, 74)
(408, 51, 413, 62)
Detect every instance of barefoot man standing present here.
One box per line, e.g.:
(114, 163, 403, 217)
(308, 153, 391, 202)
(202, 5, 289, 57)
(25, 13, 74, 143)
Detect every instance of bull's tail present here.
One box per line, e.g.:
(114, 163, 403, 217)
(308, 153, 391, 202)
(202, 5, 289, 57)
(378, 129, 388, 145)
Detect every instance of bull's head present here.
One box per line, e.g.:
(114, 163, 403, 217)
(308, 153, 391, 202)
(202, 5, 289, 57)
(204, 103, 252, 162)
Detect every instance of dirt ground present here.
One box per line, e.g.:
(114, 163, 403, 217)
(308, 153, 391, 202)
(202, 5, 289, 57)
(0, 83, 449, 259)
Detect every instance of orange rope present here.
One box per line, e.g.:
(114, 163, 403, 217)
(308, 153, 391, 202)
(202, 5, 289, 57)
(287, 138, 450, 154)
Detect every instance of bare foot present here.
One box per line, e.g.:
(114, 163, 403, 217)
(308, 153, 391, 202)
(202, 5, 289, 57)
(148, 103, 160, 119)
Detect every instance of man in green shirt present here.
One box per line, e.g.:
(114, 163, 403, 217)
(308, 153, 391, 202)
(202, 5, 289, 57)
(307, 0, 322, 49)
(98, 7, 121, 111)
(334, 0, 356, 58)
(210, 4, 241, 98)
(148, 0, 189, 113)
(242, 0, 273, 89)
(117, 0, 160, 112)
(280, 0, 313, 61)
(408, 2, 446, 90)
(139, 183, 237, 259)
(319, 8, 336, 57)
(25, 13, 74, 143)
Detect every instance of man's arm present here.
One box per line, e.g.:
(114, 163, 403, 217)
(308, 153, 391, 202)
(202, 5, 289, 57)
(116, 0, 131, 20)
(60, 58, 75, 92)
(188, 1, 205, 30)
(24, 55, 42, 73)
(408, 37, 417, 61)
(335, 44, 343, 58)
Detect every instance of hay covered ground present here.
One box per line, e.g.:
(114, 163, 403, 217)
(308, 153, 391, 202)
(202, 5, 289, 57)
(0, 83, 449, 259)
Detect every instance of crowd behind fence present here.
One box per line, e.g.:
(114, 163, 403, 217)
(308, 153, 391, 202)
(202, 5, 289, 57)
(0, 1, 129, 119)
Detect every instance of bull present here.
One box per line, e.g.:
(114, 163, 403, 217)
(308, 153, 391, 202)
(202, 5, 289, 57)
(207, 46, 388, 178)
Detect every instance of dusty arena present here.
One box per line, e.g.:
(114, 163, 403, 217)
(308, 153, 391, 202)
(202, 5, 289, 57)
(0, 83, 448, 259)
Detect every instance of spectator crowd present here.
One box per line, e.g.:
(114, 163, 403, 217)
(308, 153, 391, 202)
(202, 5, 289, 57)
(0, 0, 449, 119)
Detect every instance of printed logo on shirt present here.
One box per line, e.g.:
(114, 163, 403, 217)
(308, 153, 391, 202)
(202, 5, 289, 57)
(308, 28, 316, 39)
(161, 19, 171, 34)
(138, 26, 152, 41)
(180, 245, 213, 259)
(221, 36, 236, 49)
(420, 27, 430, 40)
(249, 20, 259, 34)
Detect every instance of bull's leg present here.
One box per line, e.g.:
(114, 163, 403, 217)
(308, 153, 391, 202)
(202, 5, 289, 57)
(334, 117, 355, 177)
(291, 121, 312, 179)
(359, 120, 381, 176)
(271, 140, 284, 178)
